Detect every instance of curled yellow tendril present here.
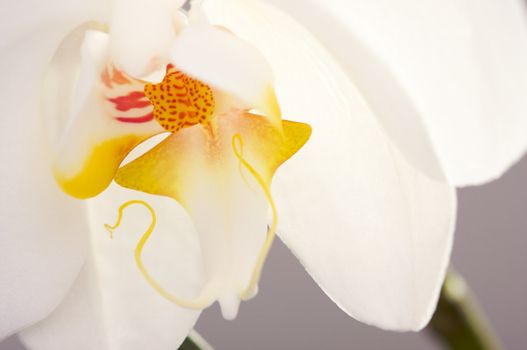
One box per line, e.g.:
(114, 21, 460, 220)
(105, 200, 214, 309)
(231, 133, 278, 300)
(104, 133, 278, 308)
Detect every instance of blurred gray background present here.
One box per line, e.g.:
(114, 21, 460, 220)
(2, 154, 526, 349)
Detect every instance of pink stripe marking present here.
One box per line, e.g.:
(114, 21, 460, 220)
(108, 91, 152, 112)
(116, 113, 154, 123)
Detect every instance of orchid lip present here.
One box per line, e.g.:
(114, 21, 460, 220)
(104, 130, 279, 316)
(113, 73, 310, 316)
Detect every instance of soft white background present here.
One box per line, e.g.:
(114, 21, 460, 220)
(1, 153, 526, 349)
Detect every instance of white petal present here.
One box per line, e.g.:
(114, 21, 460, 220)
(110, 0, 182, 77)
(204, 0, 457, 331)
(46, 26, 163, 199)
(20, 184, 203, 350)
(0, 3, 107, 334)
(265, 0, 527, 186)
(0, 28, 96, 340)
(171, 23, 281, 127)
(0, 0, 108, 52)
(19, 260, 109, 349)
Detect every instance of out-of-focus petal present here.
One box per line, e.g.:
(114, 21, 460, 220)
(203, 0, 457, 331)
(265, 0, 527, 186)
(18, 260, 109, 349)
(171, 24, 282, 128)
(19, 185, 203, 350)
(0, 1, 108, 55)
(110, 0, 184, 77)
(0, 29, 97, 341)
(0, 2, 108, 337)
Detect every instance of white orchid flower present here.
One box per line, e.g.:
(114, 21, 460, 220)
(1, 0, 525, 349)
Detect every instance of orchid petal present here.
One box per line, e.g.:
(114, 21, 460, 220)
(110, 0, 185, 77)
(0, 0, 108, 52)
(48, 28, 164, 199)
(20, 185, 203, 350)
(18, 262, 109, 349)
(265, 0, 527, 186)
(0, 88, 89, 338)
(110, 0, 184, 77)
(204, 0, 457, 331)
(170, 24, 282, 129)
(0, 18, 109, 340)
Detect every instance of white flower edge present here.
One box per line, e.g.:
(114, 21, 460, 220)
(266, 0, 527, 187)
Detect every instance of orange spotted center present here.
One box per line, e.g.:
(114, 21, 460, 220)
(144, 65, 215, 133)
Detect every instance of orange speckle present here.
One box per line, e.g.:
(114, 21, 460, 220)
(144, 66, 215, 133)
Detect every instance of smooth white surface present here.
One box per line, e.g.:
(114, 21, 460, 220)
(110, 0, 181, 77)
(265, 0, 527, 186)
(0, 18, 101, 341)
(19, 186, 203, 350)
(204, 0, 457, 331)
(0, 0, 107, 52)
(19, 262, 109, 349)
